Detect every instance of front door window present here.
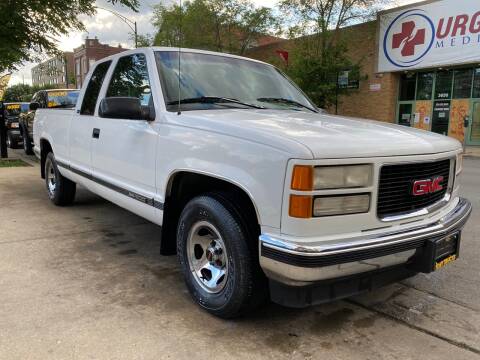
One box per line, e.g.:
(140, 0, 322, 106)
(106, 54, 152, 106)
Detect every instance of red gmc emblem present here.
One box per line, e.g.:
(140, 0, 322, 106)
(412, 176, 444, 196)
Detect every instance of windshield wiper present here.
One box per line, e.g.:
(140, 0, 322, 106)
(257, 97, 317, 113)
(167, 96, 265, 109)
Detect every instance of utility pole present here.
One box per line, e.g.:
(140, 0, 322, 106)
(95, 6, 138, 48)
(0, 101, 7, 158)
(335, 71, 339, 115)
(64, 54, 69, 88)
(135, 21, 138, 48)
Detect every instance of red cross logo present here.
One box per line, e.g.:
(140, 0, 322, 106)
(392, 21, 426, 57)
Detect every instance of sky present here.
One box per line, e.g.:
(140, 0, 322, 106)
(9, 0, 418, 85)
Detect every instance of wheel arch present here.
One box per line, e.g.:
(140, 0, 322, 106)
(160, 170, 261, 256)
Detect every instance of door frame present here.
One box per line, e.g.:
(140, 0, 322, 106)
(466, 99, 480, 146)
(396, 101, 416, 127)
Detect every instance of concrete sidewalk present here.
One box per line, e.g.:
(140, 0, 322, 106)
(1, 147, 39, 166)
(0, 151, 479, 359)
(465, 146, 480, 158)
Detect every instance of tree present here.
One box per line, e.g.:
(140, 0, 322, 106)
(280, 0, 390, 108)
(2, 84, 32, 103)
(3, 84, 56, 103)
(132, 34, 154, 48)
(152, 0, 278, 55)
(0, 0, 139, 73)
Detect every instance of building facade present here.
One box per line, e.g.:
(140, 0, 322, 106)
(247, 0, 480, 146)
(31, 52, 74, 88)
(73, 38, 127, 88)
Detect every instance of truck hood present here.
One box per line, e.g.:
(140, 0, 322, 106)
(169, 109, 462, 159)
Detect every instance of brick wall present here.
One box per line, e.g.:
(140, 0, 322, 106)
(74, 38, 128, 88)
(246, 21, 399, 124)
(335, 21, 398, 123)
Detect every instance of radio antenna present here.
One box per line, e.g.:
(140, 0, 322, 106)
(177, 0, 182, 115)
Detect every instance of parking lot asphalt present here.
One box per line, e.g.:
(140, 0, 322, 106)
(0, 149, 479, 360)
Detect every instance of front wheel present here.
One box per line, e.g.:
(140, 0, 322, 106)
(7, 133, 17, 149)
(177, 194, 266, 318)
(45, 152, 76, 206)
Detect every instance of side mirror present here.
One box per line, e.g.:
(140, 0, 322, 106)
(29, 102, 40, 111)
(98, 97, 154, 121)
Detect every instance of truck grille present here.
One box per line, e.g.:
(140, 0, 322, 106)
(377, 159, 451, 218)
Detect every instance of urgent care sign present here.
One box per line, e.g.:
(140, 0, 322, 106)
(378, 0, 480, 72)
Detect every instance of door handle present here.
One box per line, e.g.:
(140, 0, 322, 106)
(92, 128, 100, 139)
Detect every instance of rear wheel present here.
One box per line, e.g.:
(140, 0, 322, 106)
(23, 132, 33, 155)
(45, 152, 76, 206)
(177, 194, 266, 318)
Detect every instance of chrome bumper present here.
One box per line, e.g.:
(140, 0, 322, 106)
(259, 198, 472, 286)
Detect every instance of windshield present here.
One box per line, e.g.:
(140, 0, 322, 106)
(155, 51, 316, 112)
(5, 103, 22, 117)
(47, 90, 80, 108)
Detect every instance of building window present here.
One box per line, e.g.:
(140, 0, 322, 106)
(473, 68, 480, 98)
(416, 72, 434, 100)
(399, 73, 416, 101)
(435, 70, 453, 100)
(337, 70, 359, 90)
(453, 69, 473, 99)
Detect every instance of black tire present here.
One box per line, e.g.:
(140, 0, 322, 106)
(7, 133, 17, 149)
(177, 193, 267, 318)
(23, 132, 33, 155)
(44, 152, 76, 206)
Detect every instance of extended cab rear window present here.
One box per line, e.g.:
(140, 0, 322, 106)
(81, 61, 112, 115)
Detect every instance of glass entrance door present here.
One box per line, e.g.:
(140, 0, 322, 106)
(467, 101, 480, 145)
(397, 103, 414, 127)
(432, 100, 450, 136)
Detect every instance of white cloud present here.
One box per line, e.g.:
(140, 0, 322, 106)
(251, 0, 277, 7)
(9, 0, 419, 85)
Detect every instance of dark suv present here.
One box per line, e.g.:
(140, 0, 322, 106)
(20, 89, 79, 154)
(4, 102, 29, 149)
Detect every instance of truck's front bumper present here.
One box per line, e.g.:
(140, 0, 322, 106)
(259, 198, 471, 306)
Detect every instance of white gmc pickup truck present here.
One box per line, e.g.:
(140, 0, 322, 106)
(33, 48, 472, 318)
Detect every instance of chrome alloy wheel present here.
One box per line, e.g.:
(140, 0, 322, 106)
(46, 159, 57, 198)
(187, 221, 229, 293)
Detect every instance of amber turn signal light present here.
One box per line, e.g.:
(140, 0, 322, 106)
(289, 195, 313, 218)
(291, 165, 313, 191)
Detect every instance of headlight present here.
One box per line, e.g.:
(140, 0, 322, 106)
(313, 194, 370, 217)
(313, 165, 372, 189)
(289, 164, 373, 218)
(291, 164, 373, 191)
(456, 153, 463, 175)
